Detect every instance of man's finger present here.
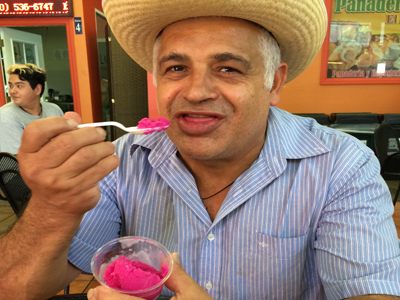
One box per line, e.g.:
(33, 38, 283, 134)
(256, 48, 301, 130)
(36, 127, 108, 169)
(164, 253, 199, 294)
(87, 286, 144, 300)
(65, 148, 119, 182)
(64, 111, 82, 124)
(19, 117, 78, 153)
(59, 141, 117, 178)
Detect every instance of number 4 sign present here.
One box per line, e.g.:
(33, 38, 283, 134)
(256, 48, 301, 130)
(74, 17, 83, 35)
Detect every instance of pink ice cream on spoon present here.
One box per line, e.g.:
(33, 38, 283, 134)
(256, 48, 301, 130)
(137, 117, 170, 135)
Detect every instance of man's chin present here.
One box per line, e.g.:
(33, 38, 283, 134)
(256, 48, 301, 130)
(177, 145, 225, 161)
(169, 133, 227, 160)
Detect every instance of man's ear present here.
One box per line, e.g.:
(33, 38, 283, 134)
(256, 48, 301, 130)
(269, 62, 288, 107)
(34, 84, 42, 96)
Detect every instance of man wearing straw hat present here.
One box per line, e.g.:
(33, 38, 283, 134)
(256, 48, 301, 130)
(1, 0, 400, 299)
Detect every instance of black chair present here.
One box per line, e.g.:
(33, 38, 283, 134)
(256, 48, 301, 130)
(374, 124, 400, 206)
(383, 114, 400, 137)
(383, 114, 400, 125)
(0, 152, 31, 217)
(294, 113, 330, 126)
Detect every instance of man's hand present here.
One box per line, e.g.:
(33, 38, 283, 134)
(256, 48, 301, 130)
(18, 112, 119, 219)
(87, 286, 139, 300)
(86, 253, 213, 300)
(166, 253, 213, 300)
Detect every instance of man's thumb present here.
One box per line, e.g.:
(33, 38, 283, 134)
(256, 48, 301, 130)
(164, 253, 195, 293)
(64, 111, 82, 124)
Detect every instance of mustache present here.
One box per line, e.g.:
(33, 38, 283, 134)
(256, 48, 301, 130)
(170, 103, 230, 114)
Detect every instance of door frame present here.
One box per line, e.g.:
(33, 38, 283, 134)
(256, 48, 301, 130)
(0, 17, 80, 115)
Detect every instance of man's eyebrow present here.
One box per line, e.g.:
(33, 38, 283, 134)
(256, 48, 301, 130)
(158, 52, 190, 65)
(8, 81, 25, 85)
(211, 52, 251, 70)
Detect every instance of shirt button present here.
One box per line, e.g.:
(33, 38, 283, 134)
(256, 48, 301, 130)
(205, 282, 213, 290)
(207, 233, 215, 241)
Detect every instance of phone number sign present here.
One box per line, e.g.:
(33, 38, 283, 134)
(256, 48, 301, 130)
(0, 0, 72, 17)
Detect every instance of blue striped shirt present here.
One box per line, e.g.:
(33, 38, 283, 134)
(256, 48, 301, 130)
(68, 107, 400, 299)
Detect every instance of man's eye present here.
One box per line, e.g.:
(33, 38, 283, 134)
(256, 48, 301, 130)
(220, 67, 240, 73)
(166, 65, 185, 72)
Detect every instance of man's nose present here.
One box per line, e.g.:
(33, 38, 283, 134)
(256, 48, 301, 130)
(182, 69, 218, 103)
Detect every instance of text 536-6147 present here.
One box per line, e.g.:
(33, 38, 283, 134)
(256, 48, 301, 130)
(13, 2, 54, 11)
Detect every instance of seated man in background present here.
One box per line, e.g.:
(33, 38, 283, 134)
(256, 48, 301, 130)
(1, 0, 400, 299)
(0, 63, 63, 154)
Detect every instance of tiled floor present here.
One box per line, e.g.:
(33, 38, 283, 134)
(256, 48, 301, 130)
(1, 181, 400, 295)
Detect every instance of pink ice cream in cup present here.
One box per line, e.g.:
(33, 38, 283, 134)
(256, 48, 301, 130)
(91, 236, 174, 300)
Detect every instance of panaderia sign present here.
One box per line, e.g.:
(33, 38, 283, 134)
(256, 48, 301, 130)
(321, 0, 400, 84)
(334, 0, 400, 13)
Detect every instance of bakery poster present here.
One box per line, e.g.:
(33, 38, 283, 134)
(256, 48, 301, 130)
(327, 0, 400, 79)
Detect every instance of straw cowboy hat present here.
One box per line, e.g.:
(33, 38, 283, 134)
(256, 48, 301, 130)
(102, 0, 327, 83)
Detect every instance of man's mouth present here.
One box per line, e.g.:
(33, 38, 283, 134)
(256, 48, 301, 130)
(176, 112, 223, 135)
(182, 113, 216, 121)
(185, 114, 210, 118)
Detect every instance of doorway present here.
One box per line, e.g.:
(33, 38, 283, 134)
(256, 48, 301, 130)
(0, 25, 73, 113)
(95, 10, 112, 140)
(95, 10, 149, 141)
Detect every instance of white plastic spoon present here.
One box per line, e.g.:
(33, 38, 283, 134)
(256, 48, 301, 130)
(77, 120, 170, 135)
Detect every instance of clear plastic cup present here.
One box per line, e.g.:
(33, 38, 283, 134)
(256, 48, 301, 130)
(91, 236, 174, 300)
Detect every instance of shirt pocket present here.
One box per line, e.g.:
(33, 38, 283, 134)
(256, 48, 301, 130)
(246, 231, 309, 299)
(250, 231, 309, 259)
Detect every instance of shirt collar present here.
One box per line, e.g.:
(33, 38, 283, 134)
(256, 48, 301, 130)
(267, 107, 331, 160)
(129, 131, 177, 169)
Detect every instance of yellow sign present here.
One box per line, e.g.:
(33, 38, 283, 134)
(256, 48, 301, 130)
(327, 0, 400, 78)
(334, 0, 400, 14)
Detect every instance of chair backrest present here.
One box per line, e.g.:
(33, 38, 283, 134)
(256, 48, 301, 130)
(374, 124, 400, 169)
(333, 113, 379, 124)
(383, 114, 400, 125)
(382, 114, 400, 137)
(0, 153, 31, 216)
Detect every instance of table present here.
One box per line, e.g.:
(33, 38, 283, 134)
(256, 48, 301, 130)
(47, 294, 87, 300)
(331, 124, 378, 152)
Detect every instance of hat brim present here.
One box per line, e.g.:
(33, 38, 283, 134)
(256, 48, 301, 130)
(103, 0, 327, 83)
